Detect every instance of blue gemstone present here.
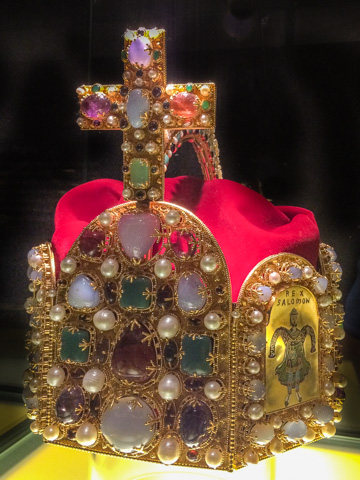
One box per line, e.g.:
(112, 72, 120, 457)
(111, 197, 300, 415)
(68, 274, 100, 309)
(126, 89, 150, 128)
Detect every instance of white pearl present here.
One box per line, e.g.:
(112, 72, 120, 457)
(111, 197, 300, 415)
(148, 188, 160, 200)
(321, 422, 336, 438)
(134, 129, 145, 140)
(154, 258, 172, 278)
(269, 437, 284, 454)
(82, 368, 106, 393)
(163, 114, 172, 125)
(200, 85, 211, 97)
(107, 86, 118, 96)
(251, 423, 275, 445)
(121, 141, 132, 153)
(204, 380, 222, 400)
(99, 211, 113, 226)
(249, 309, 264, 324)
(100, 258, 119, 278)
(118, 103, 126, 113)
(93, 309, 116, 331)
(152, 101, 162, 113)
(43, 425, 59, 441)
(49, 304, 66, 322)
(157, 314, 179, 339)
(200, 114, 210, 125)
(200, 254, 218, 273)
(247, 403, 264, 420)
(36, 288, 46, 303)
(333, 289, 342, 301)
(77, 117, 86, 127)
(106, 115, 119, 127)
(165, 210, 181, 225)
(145, 141, 157, 154)
(303, 266, 313, 279)
(76, 87, 85, 95)
(48, 289, 57, 298)
(158, 374, 180, 400)
(24, 296, 36, 311)
(60, 256, 77, 274)
(122, 188, 132, 200)
(246, 359, 261, 374)
(204, 312, 221, 330)
(134, 78, 144, 87)
(47, 366, 66, 387)
(30, 421, 40, 434)
(269, 271, 281, 284)
(165, 84, 175, 95)
(28, 249, 42, 269)
(231, 309, 240, 318)
(31, 330, 42, 345)
(29, 377, 40, 393)
(303, 428, 316, 443)
(157, 435, 181, 465)
(148, 69, 158, 80)
(205, 448, 222, 469)
(28, 283, 36, 293)
(270, 415, 282, 429)
(76, 422, 98, 446)
(300, 405, 312, 419)
(323, 380, 335, 396)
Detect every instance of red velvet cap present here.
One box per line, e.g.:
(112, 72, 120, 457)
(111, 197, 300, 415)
(52, 177, 319, 302)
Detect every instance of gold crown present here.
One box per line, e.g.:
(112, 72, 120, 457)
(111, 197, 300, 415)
(23, 28, 346, 472)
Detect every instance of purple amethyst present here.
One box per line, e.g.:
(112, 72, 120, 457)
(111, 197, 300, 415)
(81, 93, 111, 119)
(55, 385, 85, 424)
(128, 37, 152, 67)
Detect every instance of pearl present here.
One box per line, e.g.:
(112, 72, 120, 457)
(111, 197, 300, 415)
(107, 86, 118, 96)
(76, 87, 85, 95)
(303, 266, 313, 279)
(321, 423, 336, 438)
(200, 114, 210, 125)
(200, 85, 210, 97)
(152, 101, 162, 113)
(154, 258, 172, 278)
(319, 295, 332, 307)
(248, 379, 266, 401)
(93, 309, 116, 331)
(31, 330, 42, 345)
(243, 448, 259, 465)
(200, 254, 218, 273)
(28, 249, 42, 269)
(148, 69, 158, 80)
(165, 84, 175, 95)
(29, 377, 40, 393)
(334, 413, 342, 423)
(333, 372, 347, 388)
(269, 437, 284, 454)
(28, 283, 36, 293)
(47, 366, 66, 387)
(82, 368, 106, 393)
(270, 415, 282, 429)
(323, 380, 335, 396)
(165, 209, 181, 225)
(76, 422, 98, 446)
(134, 129, 145, 140)
(30, 421, 40, 434)
(249, 309, 264, 324)
(158, 373, 181, 400)
(118, 103, 126, 114)
(204, 380, 222, 400)
(269, 271, 281, 284)
(123, 71, 131, 81)
(300, 405, 312, 419)
(246, 359, 261, 375)
(48, 289, 57, 298)
(77, 117, 86, 127)
(157, 314, 180, 339)
(231, 309, 240, 319)
(205, 448, 222, 469)
(122, 188, 132, 200)
(145, 141, 157, 154)
(134, 78, 144, 87)
(248, 333, 266, 353)
(157, 435, 181, 465)
(252, 424, 275, 445)
(163, 114, 172, 125)
(121, 141, 132, 153)
(100, 258, 119, 278)
(43, 425, 59, 441)
(60, 256, 77, 274)
(204, 312, 221, 330)
(106, 115, 119, 127)
(99, 211, 113, 227)
(36, 288, 46, 303)
(333, 289, 342, 301)
(303, 428, 316, 443)
(247, 403, 264, 420)
(49, 304, 66, 322)
(333, 326, 345, 340)
(148, 188, 160, 200)
(24, 297, 36, 311)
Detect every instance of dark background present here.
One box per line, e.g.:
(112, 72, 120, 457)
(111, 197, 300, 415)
(1, 0, 360, 400)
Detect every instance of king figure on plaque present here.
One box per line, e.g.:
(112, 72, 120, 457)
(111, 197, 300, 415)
(269, 308, 316, 407)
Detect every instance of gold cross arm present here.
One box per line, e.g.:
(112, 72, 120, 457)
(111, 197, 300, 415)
(76, 28, 217, 204)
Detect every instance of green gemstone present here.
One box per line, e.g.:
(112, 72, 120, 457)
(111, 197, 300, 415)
(181, 335, 213, 376)
(130, 158, 149, 188)
(92, 84, 101, 93)
(60, 327, 90, 363)
(153, 50, 160, 60)
(202, 100, 210, 110)
(186, 84, 193, 92)
(120, 276, 153, 310)
(121, 50, 127, 60)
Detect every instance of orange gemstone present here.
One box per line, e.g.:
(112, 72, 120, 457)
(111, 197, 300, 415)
(171, 92, 199, 118)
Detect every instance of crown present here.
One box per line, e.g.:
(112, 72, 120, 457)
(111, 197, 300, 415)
(23, 27, 346, 472)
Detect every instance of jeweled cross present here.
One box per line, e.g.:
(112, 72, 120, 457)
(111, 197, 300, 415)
(76, 27, 217, 203)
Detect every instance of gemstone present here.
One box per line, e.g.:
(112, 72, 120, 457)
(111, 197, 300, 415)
(248, 333, 266, 353)
(170, 231, 197, 258)
(120, 86, 129, 97)
(202, 100, 210, 110)
(60, 327, 90, 363)
(188, 317, 201, 327)
(248, 379, 266, 401)
(104, 281, 117, 304)
(94, 336, 110, 364)
(152, 86, 162, 98)
(179, 401, 212, 447)
(153, 50, 160, 60)
(313, 404, 334, 424)
(314, 276, 328, 294)
(92, 84, 101, 92)
(129, 158, 149, 188)
(128, 37, 152, 67)
(111, 323, 156, 383)
(256, 285, 272, 302)
(120, 118, 128, 129)
(126, 89, 150, 128)
(164, 401, 176, 429)
(184, 377, 204, 392)
(79, 229, 105, 257)
(181, 335, 213, 376)
(171, 92, 199, 119)
(187, 450, 200, 462)
(289, 266, 302, 279)
(157, 284, 174, 311)
(149, 120, 158, 132)
(101, 396, 154, 453)
(118, 212, 160, 259)
(163, 101, 170, 110)
(55, 385, 85, 424)
(177, 273, 207, 312)
(251, 424, 275, 445)
(68, 275, 100, 309)
(164, 340, 179, 369)
(136, 143, 143, 151)
(283, 420, 307, 440)
(81, 93, 111, 119)
(119, 276, 153, 310)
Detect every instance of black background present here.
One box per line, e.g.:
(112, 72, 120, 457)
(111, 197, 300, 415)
(1, 0, 360, 393)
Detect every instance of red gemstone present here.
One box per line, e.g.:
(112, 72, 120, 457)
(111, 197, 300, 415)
(171, 92, 199, 118)
(79, 229, 105, 257)
(170, 231, 197, 258)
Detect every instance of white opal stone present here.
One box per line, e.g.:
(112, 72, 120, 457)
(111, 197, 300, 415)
(157, 314, 180, 339)
(313, 404, 334, 424)
(248, 333, 266, 353)
(314, 276, 328, 294)
(157, 435, 181, 465)
(205, 448, 223, 469)
(177, 273, 207, 312)
(154, 258, 172, 279)
(158, 374, 181, 400)
(68, 275, 100, 309)
(251, 423, 275, 445)
(93, 309, 116, 331)
(256, 285, 272, 302)
(76, 422, 98, 446)
(126, 89, 150, 128)
(289, 266, 302, 279)
(248, 379, 266, 401)
(118, 212, 160, 259)
(283, 420, 307, 440)
(82, 368, 106, 393)
(101, 397, 154, 453)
